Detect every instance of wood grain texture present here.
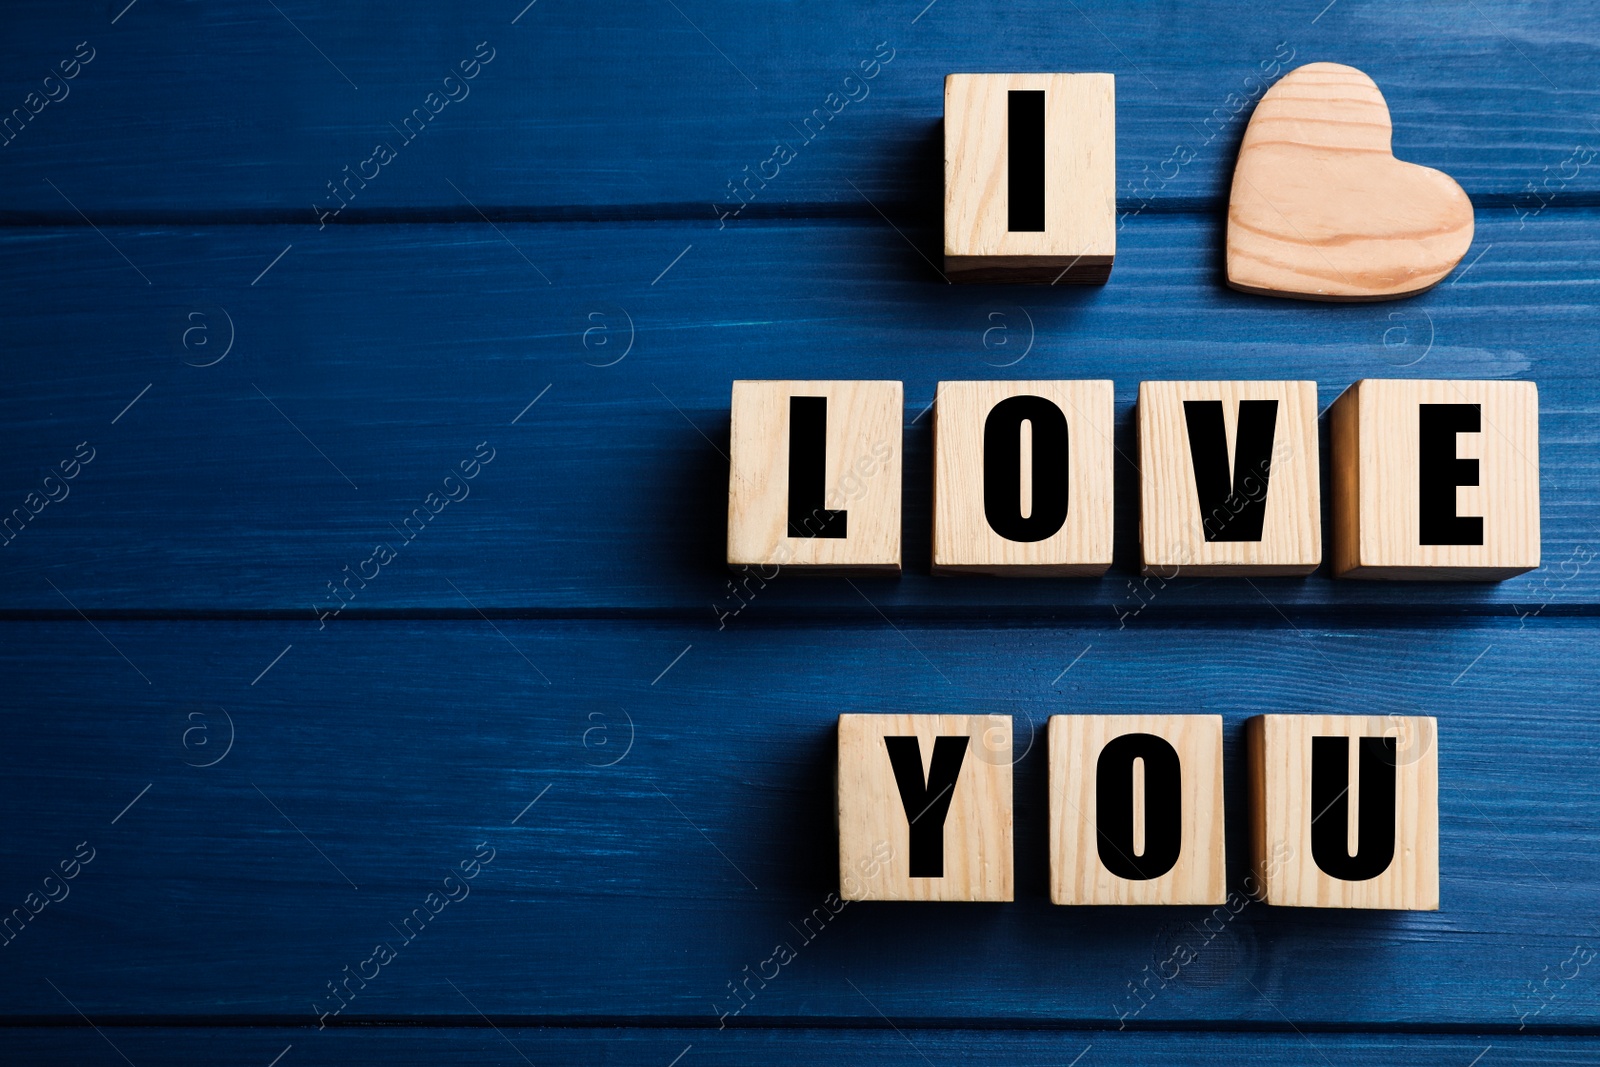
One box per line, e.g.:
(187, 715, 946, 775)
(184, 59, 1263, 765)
(1138, 381, 1321, 576)
(1330, 379, 1540, 579)
(1248, 715, 1439, 910)
(837, 713, 1013, 901)
(1049, 715, 1226, 906)
(943, 74, 1115, 282)
(1227, 63, 1475, 301)
(0, 618, 1595, 1024)
(932, 380, 1114, 575)
(0, 213, 1593, 614)
(727, 381, 902, 572)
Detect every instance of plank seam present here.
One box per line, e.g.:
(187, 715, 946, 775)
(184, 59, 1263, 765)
(0, 196, 1597, 227)
(1, 1017, 1597, 1035)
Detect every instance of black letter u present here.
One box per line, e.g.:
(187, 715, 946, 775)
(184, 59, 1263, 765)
(1310, 736, 1397, 881)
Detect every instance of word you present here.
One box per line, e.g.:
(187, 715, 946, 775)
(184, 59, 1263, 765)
(313, 441, 495, 628)
(313, 841, 495, 1027)
(1, 41, 95, 148)
(1, 840, 95, 948)
(2, 441, 95, 548)
(716, 41, 895, 228)
(314, 41, 497, 227)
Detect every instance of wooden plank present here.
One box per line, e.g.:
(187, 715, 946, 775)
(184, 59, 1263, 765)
(0, 617, 1596, 1024)
(0, 1026, 1593, 1065)
(0, 2, 1596, 214)
(0, 211, 1594, 614)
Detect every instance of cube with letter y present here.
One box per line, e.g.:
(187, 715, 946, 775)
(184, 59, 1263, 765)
(837, 714, 1013, 901)
(1138, 381, 1322, 575)
(1329, 379, 1539, 579)
(1247, 714, 1439, 909)
(727, 381, 902, 572)
(944, 73, 1115, 283)
(1048, 715, 1226, 905)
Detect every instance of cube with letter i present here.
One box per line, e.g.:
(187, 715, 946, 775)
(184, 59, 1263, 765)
(1138, 381, 1322, 576)
(944, 74, 1115, 283)
(1048, 715, 1226, 905)
(727, 381, 902, 572)
(1247, 714, 1439, 909)
(837, 714, 1013, 901)
(1329, 379, 1539, 579)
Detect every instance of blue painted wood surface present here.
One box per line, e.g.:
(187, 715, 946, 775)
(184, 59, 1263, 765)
(0, 1027, 1594, 1066)
(0, 618, 1596, 1028)
(0, 1, 1597, 214)
(1, 0, 1597, 1061)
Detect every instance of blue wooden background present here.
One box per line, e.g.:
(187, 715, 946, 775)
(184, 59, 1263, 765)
(2, 1, 1598, 1063)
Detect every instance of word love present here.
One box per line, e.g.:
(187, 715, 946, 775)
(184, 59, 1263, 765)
(836, 713, 1439, 910)
(725, 379, 1540, 580)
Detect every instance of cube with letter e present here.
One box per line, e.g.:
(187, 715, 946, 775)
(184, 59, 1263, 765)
(1329, 379, 1539, 579)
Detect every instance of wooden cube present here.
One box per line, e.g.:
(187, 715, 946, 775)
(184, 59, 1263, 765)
(837, 713, 1013, 901)
(727, 381, 902, 572)
(1247, 714, 1439, 910)
(1138, 380, 1321, 576)
(1330, 379, 1539, 580)
(1048, 715, 1226, 906)
(944, 73, 1115, 284)
(932, 380, 1114, 576)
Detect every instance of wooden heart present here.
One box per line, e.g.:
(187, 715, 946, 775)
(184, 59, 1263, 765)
(1226, 62, 1474, 301)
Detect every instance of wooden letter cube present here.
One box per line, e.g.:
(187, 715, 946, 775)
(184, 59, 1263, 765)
(1048, 715, 1225, 905)
(1138, 380, 1321, 575)
(837, 713, 1013, 901)
(944, 73, 1115, 284)
(1247, 714, 1439, 910)
(727, 380, 902, 572)
(1329, 379, 1539, 579)
(932, 380, 1114, 575)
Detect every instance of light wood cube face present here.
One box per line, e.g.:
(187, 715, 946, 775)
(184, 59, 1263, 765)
(932, 380, 1114, 576)
(944, 73, 1115, 284)
(1247, 715, 1439, 910)
(837, 714, 1013, 902)
(727, 381, 902, 572)
(1048, 715, 1226, 906)
(1330, 379, 1540, 580)
(1138, 380, 1321, 576)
